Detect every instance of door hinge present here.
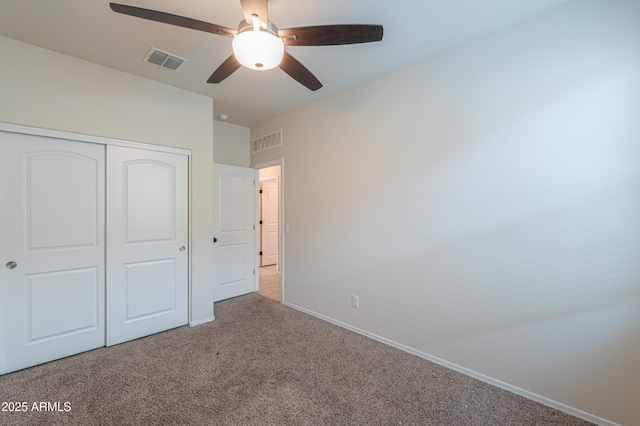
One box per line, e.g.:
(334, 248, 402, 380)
(259, 220, 263, 225)
(259, 189, 263, 193)
(253, 269, 255, 275)
(259, 251, 263, 256)
(253, 224, 255, 230)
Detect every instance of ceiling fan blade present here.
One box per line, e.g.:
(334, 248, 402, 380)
(279, 25, 383, 46)
(207, 55, 242, 84)
(279, 52, 322, 91)
(109, 3, 235, 37)
(239, 0, 268, 28)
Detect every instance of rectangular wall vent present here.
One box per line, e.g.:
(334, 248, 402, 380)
(252, 130, 282, 154)
(144, 47, 188, 71)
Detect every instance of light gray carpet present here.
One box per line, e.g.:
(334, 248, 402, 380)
(0, 294, 593, 425)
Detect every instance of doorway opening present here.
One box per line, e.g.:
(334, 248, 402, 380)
(255, 161, 282, 303)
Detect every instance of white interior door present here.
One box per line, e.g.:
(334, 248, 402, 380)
(0, 132, 105, 374)
(260, 179, 279, 267)
(213, 164, 256, 302)
(106, 146, 189, 346)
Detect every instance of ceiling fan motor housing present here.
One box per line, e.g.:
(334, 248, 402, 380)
(236, 19, 279, 36)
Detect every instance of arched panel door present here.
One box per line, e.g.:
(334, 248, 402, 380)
(106, 146, 188, 346)
(0, 132, 105, 374)
(213, 164, 256, 302)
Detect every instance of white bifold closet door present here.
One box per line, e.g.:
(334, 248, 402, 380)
(0, 133, 106, 374)
(106, 146, 189, 346)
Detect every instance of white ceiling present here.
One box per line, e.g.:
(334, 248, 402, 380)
(0, 0, 571, 127)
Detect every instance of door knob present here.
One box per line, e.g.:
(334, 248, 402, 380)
(179, 246, 186, 252)
(5, 261, 17, 269)
(213, 237, 218, 243)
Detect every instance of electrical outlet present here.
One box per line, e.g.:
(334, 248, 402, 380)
(351, 295, 360, 308)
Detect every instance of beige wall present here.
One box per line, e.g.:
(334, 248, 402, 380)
(0, 36, 215, 324)
(213, 120, 250, 167)
(251, 1, 640, 424)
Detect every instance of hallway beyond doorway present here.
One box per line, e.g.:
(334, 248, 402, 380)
(259, 265, 280, 302)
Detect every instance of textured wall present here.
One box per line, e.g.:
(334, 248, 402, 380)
(251, 1, 640, 424)
(213, 120, 250, 167)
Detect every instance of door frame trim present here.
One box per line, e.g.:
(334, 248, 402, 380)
(253, 158, 284, 303)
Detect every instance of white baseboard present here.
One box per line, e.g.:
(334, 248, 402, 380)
(283, 301, 617, 426)
(189, 315, 215, 327)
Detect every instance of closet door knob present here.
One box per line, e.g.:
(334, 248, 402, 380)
(179, 246, 186, 252)
(5, 261, 17, 269)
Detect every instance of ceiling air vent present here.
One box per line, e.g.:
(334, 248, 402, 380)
(252, 130, 282, 154)
(144, 47, 188, 71)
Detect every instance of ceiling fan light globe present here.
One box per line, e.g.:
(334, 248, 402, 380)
(232, 30, 284, 71)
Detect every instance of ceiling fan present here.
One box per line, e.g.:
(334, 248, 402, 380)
(109, 0, 384, 91)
